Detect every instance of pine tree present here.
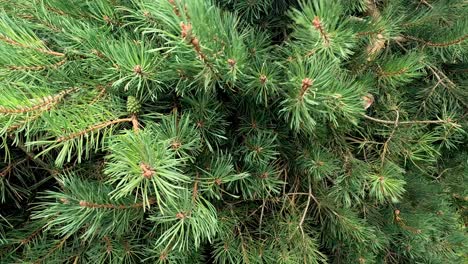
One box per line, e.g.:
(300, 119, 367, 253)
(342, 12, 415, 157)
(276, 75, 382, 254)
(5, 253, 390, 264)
(0, 0, 467, 263)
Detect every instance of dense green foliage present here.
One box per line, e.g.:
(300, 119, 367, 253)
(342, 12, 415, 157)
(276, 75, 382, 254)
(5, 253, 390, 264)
(0, 0, 467, 263)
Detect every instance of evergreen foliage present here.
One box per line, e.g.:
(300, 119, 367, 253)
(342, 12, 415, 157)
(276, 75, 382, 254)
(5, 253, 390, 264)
(0, 0, 467, 263)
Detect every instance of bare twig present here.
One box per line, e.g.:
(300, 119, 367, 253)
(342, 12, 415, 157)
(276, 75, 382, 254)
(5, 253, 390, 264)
(381, 110, 399, 167)
(363, 114, 453, 125)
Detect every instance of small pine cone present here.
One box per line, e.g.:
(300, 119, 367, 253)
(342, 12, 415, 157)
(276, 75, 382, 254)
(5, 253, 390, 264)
(127, 96, 141, 114)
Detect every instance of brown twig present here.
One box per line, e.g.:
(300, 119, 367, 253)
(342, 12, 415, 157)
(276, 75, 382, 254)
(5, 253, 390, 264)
(378, 67, 408, 78)
(312, 16, 330, 46)
(0, 88, 77, 114)
(168, 0, 181, 17)
(0, 35, 64, 57)
(419, 0, 433, 8)
(56, 117, 133, 142)
(10, 135, 58, 175)
(299, 78, 313, 100)
(34, 235, 70, 264)
(365, 1, 386, 60)
(78, 198, 155, 209)
(89, 85, 108, 105)
(131, 114, 140, 133)
(7, 59, 66, 71)
(8, 111, 47, 132)
(404, 34, 467, 47)
(381, 110, 399, 167)
(192, 172, 199, 201)
(0, 158, 28, 178)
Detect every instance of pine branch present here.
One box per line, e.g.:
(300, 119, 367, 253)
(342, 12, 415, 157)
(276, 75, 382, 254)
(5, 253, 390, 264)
(34, 235, 70, 264)
(378, 67, 409, 77)
(0, 88, 78, 114)
(381, 110, 399, 166)
(366, 0, 380, 19)
(89, 85, 108, 105)
(404, 34, 467, 47)
(7, 59, 66, 71)
(56, 117, 134, 142)
(299, 78, 313, 100)
(0, 35, 64, 57)
(77, 198, 155, 209)
(312, 16, 330, 46)
(180, 21, 218, 78)
(365, 0, 385, 59)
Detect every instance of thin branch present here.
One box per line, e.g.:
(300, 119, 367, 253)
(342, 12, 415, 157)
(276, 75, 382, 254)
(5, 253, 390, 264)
(7, 59, 66, 71)
(427, 65, 456, 88)
(404, 34, 467, 47)
(364, 0, 387, 60)
(56, 117, 133, 142)
(131, 114, 140, 133)
(10, 135, 58, 175)
(299, 192, 311, 238)
(312, 16, 330, 46)
(378, 67, 408, 78)
(0, 158, 28, 177)
(419, 0, 433, 8)
(34, 235, 70, 264)
(78, 198, 155, 209)
(89, 85, 108, 105)
(192, 172, 199, 201)
(363, 114, 453, 125)
(20, 225, 45, 245)
(381, 110, 399, 167)
(0, 88, 78, 114)
(259, 198, 266, 235)
(299, 78, 313, 100)
(0, 35, 65, 57)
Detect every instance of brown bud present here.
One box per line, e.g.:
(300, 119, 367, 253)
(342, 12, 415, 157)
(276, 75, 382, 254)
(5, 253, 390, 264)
(171, 140, 181, 149)
(259, 75, 267, 84)
(133, 65, 143, 75)
(251, 121, 257, 129)
(227, 58, 236, 67)
(180, 22, 192, 39)
(176, 212, 186, 219)
(394, 209, 400, 215)
(362, 93, 374, 110)
(302, 78, 313, 88)
(140, 163, 155, 179)
(312, 16, 321, 30)
(191, 37, 199, 47)
(103, 15, 111, 23)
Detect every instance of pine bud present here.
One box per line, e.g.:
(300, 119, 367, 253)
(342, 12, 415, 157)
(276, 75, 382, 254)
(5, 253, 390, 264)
(362, 93, 374, 110)
(127, 96, 141, 114)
